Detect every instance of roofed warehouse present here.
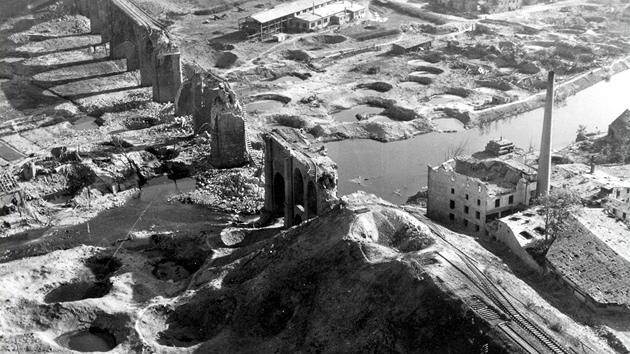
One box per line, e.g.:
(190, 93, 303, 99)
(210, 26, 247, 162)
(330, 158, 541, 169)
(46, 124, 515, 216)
(239, 0, 365, 40)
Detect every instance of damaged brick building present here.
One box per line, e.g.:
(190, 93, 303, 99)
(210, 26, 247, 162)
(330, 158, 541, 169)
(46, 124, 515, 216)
(427, 138, 537, 234)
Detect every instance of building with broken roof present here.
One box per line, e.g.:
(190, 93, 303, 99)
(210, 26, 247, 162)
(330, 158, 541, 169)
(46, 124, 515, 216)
(546, 211, 630, 313)
(550, 163, 630, 207)
(491, 208, 546, 270)
(239, 0, 365, 40)
(0, 170, 23, 213)
(433, 0, 478, 12)
(390, 37, 433, 55)
(427, 138, 538, 234)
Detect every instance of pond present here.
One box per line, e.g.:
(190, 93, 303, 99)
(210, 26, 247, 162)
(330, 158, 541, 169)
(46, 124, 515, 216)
(245, 100, 284, 113)
(327, 69, 630, 204)
(426, 94, 464, 105)
(331, 105, 385, 123)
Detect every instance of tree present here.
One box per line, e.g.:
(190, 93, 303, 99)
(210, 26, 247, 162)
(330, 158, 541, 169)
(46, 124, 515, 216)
(534, 188, 581, 242)
(575, 125, 587, 142)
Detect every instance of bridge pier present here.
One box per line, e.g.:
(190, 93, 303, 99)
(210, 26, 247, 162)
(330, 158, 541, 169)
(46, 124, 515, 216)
(86, 0, 183, 103)
(137, 33, 156, 87)
(153, 49, 182, 103)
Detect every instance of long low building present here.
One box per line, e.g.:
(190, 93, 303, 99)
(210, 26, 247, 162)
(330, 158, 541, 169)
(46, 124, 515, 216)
(239, 0, 366, 39)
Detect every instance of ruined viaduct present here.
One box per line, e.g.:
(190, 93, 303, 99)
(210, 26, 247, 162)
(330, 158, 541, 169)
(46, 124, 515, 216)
(75, 0, 182, 103)
(263, 129, 338, 228)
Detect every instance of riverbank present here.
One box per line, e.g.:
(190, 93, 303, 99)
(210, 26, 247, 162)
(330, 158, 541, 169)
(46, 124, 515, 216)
(470, 56, 630, 127)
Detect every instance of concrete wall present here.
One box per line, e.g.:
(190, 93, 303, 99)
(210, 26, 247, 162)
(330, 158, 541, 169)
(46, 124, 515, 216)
(186, 69, 249, 168)
(263, 130, 338, 228)
(427, 163, 489, 234)
(605, 198, 630, 222)
(492, 220, 542, 271)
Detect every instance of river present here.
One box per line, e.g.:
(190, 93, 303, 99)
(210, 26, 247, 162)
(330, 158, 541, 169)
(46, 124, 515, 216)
(327, 69, 630, 204)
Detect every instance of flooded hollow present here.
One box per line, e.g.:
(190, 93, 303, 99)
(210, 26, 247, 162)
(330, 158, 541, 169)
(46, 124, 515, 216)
(327, 70, 630, 204)
(331, 105, 385, 123)
(56, 327, 117, 352)
(246, 100, 284, 113)
(44, 281, 111, 304)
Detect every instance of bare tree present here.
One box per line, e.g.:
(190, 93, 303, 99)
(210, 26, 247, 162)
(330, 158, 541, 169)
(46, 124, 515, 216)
(444, 138, 469, 160)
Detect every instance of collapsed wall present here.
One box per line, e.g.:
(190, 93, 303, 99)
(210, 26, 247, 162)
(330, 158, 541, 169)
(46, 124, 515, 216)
(75, 0, 182, 103)
(177, 65, 249, 168)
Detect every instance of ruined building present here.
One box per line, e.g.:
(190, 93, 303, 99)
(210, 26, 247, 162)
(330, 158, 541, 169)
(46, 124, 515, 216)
(239, 0, 366, 40)
(546, 211, 630, 314)
(427, 138, 538, 234)
(489, 163, 630, 272)
(0, 171, 23, 213)
(176, 66, 249, 169)
(262, 129, 338, 228)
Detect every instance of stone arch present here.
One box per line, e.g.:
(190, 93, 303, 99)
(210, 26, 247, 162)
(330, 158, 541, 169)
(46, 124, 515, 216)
(293, 168, 304, 207)
(307, 181, 317, 216)
(293, 214, 303, 226)
(273, 172, 285, 217)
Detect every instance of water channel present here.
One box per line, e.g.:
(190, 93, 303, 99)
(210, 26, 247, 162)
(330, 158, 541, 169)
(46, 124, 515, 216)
(0, 176, 231, 263)
(327, 70, 630, 204)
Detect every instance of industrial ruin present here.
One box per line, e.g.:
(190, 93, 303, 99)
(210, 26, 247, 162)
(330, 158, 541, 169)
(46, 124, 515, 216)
(1, 0, 629, 352)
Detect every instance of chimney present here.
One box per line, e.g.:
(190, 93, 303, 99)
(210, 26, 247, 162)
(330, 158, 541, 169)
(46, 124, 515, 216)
(536, 71, 554, 198)
(590, 155, 595, 174)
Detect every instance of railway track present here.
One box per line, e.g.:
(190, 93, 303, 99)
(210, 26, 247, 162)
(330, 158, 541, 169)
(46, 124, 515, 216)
(111, 0, 169, 33)
(409, 211, 571, 354)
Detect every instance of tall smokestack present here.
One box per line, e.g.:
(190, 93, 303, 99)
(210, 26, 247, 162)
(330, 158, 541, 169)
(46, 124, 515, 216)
(536, 71, 554, 198)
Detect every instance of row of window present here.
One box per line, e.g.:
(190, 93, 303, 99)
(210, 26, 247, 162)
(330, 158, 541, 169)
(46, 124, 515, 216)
(294, 0, 336, 16)
(448, 213, 481, 231)
(449, 188, 514, 208)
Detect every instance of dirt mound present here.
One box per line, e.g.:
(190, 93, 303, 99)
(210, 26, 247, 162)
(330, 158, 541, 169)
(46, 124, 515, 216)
(284, 50, 312, 63)
(475, 79, 512, 91)
(251, 93, 292, 103)
(135, 193, 511, 353)
(355, 81, 393, 92)
(383, 104, 422, 121)
(412, 66, 444, 74)
(209, 42, 235, 51)
(304, 34, 347, 45)
(216, 51, 239, 68)
(406, 76, 433, 85)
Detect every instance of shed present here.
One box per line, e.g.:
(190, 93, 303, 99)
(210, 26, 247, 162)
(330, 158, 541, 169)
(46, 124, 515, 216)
(272, 33, 287, 42)
(390, 37, 433, 55)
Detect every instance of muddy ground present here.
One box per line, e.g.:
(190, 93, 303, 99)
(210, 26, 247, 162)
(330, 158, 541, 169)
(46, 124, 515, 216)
(134, 0, 630, 142)
(1, 0, 629, 352)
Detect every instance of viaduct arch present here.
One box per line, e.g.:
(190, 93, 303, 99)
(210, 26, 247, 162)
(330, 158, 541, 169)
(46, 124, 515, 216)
(263, 128, 338, 228)
(75, 0, 182, 103)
